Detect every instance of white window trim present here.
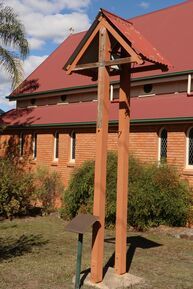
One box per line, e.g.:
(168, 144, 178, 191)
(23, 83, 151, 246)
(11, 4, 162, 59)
(186, 127, 193, 169)
(53, 131, 59, 161)
(110, 85, 114, 101)
(158, 127, 167, 163)
(70, 131, 76, 162)
(19, 133, 24, 157)
(158, 131, 161, 163)
(187, 74, 193, 96)
(32, 133, 37, 160)
(138, 93, 155, 98)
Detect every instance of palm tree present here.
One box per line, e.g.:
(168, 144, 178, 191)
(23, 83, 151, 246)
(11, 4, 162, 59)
(0, 2, 29, 88)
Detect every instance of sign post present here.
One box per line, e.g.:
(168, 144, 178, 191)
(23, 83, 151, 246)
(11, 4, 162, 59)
(75, 233, 83, 289)
(65, 214, 98, 289)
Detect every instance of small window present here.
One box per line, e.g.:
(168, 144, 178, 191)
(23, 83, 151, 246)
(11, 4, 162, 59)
(158, 128, 167, 162)
(70, 131, 76, 161)
(19, 133, 24, 156)
(186, 127, 193, 167)
(30, 99, 36, 105)
(144, 84, 153, 94)
(32, 133, 37, 160)
(61, 95, 67, 102)
(110, 85, 114, 101)
(54, 132, 59, 161)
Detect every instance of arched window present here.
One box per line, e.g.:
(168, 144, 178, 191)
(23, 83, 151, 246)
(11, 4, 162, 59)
(158, 128, 167, 162)
(187, 127, 193, 166)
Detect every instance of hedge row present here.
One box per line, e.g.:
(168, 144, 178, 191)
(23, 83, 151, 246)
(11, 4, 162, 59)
(62, 152, 192, 230)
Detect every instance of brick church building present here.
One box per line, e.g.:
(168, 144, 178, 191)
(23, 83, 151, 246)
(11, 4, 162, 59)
(1, 0, 193, 187)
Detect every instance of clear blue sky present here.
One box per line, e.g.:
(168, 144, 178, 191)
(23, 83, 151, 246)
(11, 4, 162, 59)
(34, 0, 185, 57)
(88, 0, 184, 21)
(0, 0, 185, 111)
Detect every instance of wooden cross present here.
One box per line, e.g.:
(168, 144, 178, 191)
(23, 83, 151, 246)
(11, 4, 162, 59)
(64, 8, 170, 284)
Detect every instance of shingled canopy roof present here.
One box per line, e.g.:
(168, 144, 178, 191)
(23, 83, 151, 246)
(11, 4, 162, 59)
(64, 8, 171, 78)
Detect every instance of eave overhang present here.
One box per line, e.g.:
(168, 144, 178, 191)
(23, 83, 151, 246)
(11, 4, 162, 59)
(2, 116, 193, 132)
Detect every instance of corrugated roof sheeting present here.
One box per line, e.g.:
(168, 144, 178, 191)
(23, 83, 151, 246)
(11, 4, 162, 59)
(10, 0, 193, 97)
(101, 9, 171, 68)
(1, 93, 193, 127)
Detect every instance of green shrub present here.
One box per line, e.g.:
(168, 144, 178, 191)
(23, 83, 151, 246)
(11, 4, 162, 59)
(0, 158, 34, 219)
(188, 205, 193, 227)
(128, 164, 191, 230)
(34, 166, 64, 214)
(63, 160, 94, 219)
(62, 152, 192, 230)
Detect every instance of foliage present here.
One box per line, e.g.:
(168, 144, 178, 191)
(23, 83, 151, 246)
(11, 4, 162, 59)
(0, 158, 65, 218)
(63, 152, 118, 222)
(128, 163, 191, 230)
(0, 2, 29, 88)
(0, 157, 34, 219)
(62, 152, 192, 230)
(34, 166, 64, 214)
(187, 203, 193, 227)
(62, 160, 94, 219)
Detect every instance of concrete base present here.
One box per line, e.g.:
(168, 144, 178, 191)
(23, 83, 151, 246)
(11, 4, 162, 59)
(73, 267, 144, 289)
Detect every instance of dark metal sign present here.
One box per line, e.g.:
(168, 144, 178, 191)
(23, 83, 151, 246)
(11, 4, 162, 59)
(65, 213, 98, 234)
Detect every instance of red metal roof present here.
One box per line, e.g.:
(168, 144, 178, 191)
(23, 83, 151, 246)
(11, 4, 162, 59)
(11, 0, 193, 97)
(101, 9, 171, 68)
(131, 0, 193, 77)
(2, 93, 193, 127)
(12, 32, 94, 96)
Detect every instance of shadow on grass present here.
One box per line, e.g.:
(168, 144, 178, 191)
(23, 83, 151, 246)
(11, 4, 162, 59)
(80, 235, 162, 286)
(0, 223, 18, 230)
(104, 235, 162, 275)
(0, 234, 48, 261)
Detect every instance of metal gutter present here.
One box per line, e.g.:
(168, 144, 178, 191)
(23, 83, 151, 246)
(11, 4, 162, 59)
(2, 116, 193, 131)
(7, 84, 98, 100)
(132, 69, 193, 82)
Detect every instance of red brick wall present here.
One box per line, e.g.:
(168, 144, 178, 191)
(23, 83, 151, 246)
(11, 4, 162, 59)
(129, 126, 158, 162)
(1, 123, 193, 187)
(30, 129, 75, 186)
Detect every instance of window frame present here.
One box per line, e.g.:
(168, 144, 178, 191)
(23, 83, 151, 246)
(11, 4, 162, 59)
(53, 131, 59, 161)
(186, 127, 193, 168)
(19, 132, 24, 157)
(32, 133, 37, 160)
(110, 84, 114, 101)
(158, 127, 168, 163)
(70, 131, 76, 162)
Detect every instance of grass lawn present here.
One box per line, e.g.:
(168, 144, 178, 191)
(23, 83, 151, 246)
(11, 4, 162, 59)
(0, 215, 193, 289)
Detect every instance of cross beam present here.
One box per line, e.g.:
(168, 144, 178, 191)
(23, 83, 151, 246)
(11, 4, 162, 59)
(72, 57, 133, 71)
(73, 62, 167, 78)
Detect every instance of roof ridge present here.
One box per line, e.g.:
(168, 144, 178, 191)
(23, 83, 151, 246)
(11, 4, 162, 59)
(129, 0, 188, 21)
(100, 8, 133, 25)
